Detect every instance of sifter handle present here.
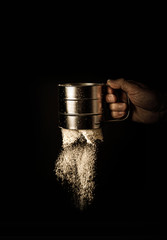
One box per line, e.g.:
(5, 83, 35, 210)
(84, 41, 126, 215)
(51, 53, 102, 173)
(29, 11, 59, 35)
(104, 84, 130, 122)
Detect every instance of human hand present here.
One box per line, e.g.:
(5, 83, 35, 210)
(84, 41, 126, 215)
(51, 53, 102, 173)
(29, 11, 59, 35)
(106, 78, 167, 123)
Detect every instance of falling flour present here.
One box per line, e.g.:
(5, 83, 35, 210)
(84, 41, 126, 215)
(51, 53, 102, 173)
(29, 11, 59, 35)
(55, 128, 103, 210)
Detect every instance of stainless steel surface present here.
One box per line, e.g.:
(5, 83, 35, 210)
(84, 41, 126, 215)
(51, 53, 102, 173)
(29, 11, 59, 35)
(58, 83, 104, 100)
(59, 114, 102, 129)
(59, 99, 102, 114)
(58, 83, 130, 129)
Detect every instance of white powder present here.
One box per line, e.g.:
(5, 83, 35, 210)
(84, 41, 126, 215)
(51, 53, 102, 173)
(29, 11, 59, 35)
(55, 128, 103, 210)
(61, 128, 103, 147)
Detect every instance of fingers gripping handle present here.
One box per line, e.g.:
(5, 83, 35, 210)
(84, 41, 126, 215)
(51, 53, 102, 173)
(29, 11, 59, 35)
(104, 85, 130, 122)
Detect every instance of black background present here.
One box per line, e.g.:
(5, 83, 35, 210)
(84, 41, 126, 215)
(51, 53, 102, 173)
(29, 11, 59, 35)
(1, 4, 167, 239)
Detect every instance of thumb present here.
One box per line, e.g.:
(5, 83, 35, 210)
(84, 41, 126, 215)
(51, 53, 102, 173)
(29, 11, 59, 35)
(107, 78, 131, 93)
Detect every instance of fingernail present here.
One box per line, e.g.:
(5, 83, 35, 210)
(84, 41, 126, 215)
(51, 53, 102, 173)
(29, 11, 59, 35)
(107, 79, 111, 85)
(118, 112, 125, 116)
(106, 94, 113, 102)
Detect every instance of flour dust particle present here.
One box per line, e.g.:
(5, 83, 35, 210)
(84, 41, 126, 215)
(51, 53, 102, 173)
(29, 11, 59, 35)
(55, 128, 103, 210)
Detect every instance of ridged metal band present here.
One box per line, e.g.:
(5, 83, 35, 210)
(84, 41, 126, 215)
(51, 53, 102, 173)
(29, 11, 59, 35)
(59, 114, 103, 130)
(59, 99, 103, 115)
(58, 83, 105, 100)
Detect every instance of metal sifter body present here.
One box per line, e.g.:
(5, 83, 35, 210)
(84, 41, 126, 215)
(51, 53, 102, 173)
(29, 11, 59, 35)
(58, 83, 130, 130)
